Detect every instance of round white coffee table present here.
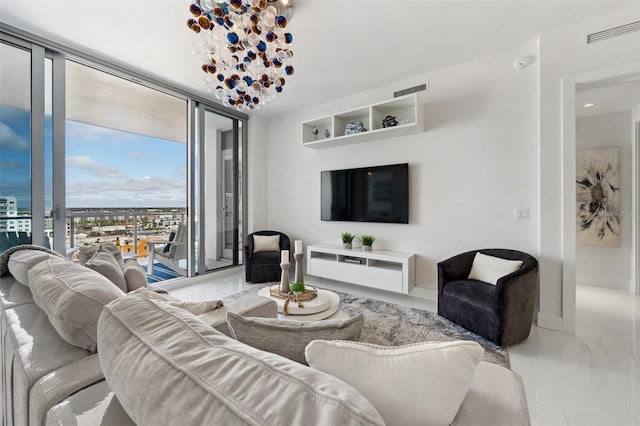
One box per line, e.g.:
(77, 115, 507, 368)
(257, 287, 346, 320)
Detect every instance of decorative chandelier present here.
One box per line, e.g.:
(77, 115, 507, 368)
(187, 0, 294, 111)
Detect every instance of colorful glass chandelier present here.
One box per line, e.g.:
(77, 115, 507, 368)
(187, 0, 294, 111)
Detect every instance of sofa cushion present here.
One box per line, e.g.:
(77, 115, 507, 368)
(252, 234, 280, 253)
(7, 249, 55, 286)
(78, 243, 124, 266)
(227, 312, 364, 364)
(28, 257, 125, 351)
(121, 259, 147, 292)
(452, 361, 530, 426)
(468, 252, 523, 285)
(306, 340, 484, 426)
(98, 294, 384, 426)
(84, 248, 127, 292)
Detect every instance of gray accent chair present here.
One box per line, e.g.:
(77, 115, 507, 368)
(437, 248, 538, 347)
(244, 230, 290, 283)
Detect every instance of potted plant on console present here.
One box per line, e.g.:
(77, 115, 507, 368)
(341, 232, 355, 249)
(359, 234, 376, 252)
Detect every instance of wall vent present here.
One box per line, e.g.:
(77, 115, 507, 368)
(394, 83, 428, 98)
(587, 21, 640, 44)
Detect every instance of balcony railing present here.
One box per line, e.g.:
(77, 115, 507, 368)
(66, 210, 187, 258)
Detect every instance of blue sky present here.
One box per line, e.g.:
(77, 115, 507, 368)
(0, 106, 186, 209)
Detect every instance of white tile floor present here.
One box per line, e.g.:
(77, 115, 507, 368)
(509, 285, 640, 426)
(169, 271, 640, 426)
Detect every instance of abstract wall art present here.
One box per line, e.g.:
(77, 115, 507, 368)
(576, 147, 620, 246)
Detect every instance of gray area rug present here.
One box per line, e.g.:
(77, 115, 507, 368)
(223, 283, 508, 368)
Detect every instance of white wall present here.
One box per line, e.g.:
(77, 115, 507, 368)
(576, 111, 632, 289)
(247, 116, 269, 233)
(538, 6, 640, 329)
(264, 42, 539, 295)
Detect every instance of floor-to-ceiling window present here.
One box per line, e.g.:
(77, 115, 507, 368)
(0, 29, 248, 283)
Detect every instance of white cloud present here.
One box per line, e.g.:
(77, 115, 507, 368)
(66, 176, 186, 208)
(0, 122, 29, 152)
(66, 155, 127, 178)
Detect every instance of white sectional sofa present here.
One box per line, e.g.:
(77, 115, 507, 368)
(1, 246, 530, 426)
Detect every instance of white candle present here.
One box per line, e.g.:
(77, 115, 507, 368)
(281, 250, 289, 264)
(295, 240, 302, 254)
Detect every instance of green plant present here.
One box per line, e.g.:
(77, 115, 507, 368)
(290, 282, 305, 293)
(341, 232, 355, 244)
(359, 234, 376, 246)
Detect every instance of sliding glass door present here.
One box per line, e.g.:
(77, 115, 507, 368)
(1, 29, 247, 282)
(192, 107, 243, 274)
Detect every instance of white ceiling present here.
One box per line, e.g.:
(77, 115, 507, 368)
(1, 1, 638, 117)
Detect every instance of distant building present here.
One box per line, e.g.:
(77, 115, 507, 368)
(0, 196, 31, 232)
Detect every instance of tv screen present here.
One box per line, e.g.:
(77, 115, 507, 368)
(321, 163, 409, 224)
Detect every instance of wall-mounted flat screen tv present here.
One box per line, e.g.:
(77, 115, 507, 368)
(321, 163, 409, 224)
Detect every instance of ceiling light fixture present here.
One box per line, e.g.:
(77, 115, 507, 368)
(583, 102, 595, 108)
(187, 0, 294, 111)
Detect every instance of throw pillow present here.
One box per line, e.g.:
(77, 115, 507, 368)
(98, 294, 385, 426)
(226, 312, 364, 365)
(7, 249, 57, 286)
(84, 248, 128, 292)
(78, 243, 124, 266)
(305, 340, 484, 426)
(28, 257, 125, 352)
(467, 252, 523, 285)
(121, 259, 148, 292)
(252, 234, 280, 253)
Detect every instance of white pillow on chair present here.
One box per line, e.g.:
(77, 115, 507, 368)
(252, 235, 280, 253)
(468, 252, 523, 285)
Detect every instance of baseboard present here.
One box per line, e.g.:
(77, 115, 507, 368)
(576, 275, 631, 289)
(409, 286, 437, 301)
(536, 312, 564, 331)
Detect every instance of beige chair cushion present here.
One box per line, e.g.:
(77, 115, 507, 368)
(28, 257, 125, 351)
(306, 340, 484, 426)
(7, 249, 55, 286)
(227, 312, 364, 364)
(84, 248, 127, 292)
(98, 294, 385, 426)
(121, 260, 147, 292)
(252, 234, 280, 253)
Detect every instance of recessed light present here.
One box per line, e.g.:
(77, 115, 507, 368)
(583, 102, 595, 108)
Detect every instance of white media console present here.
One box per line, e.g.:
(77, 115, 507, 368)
(306, 244, 416, 294)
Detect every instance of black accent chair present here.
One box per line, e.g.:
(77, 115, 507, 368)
(244, 230, 290, 283)
(437, 249, 538, 347)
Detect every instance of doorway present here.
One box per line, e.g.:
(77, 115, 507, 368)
(562, 62, 640, 333)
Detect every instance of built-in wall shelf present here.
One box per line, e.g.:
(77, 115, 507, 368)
(301, 94, 424, 149)
(306, 244, 416, 294)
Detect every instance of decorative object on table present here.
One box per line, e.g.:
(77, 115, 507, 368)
(279, 249, 290, 293)
(576, 147, 620, 246)
(324, 128, 331, 138)
(186, 0, 294, 111)
(268, 284, 318, 301)
(358, 234, 376, 251)
(344, 121, 367, 135)
(312, 126, 319, 141)
(382, 115, 398, 128)
(341, 232, 355, 249)
(294, 239, 304, 284)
